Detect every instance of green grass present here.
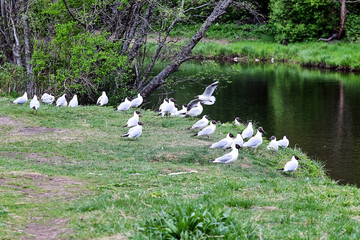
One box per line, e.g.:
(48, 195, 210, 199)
(148, 23, 360, 71)
(1, 96, 360, 239)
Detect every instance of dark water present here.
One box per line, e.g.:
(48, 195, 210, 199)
(149, 61, 360, 186)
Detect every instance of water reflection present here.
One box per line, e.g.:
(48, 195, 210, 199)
(149, 61, 360, 186)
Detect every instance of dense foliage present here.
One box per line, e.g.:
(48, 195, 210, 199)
(0, 0, 359, 99)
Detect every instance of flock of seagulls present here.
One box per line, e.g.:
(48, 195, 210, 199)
(11, 80, 298, 172)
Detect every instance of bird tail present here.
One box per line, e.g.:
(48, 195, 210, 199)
(32, 106, 36, 110)
(122, 124, 128, 128)
(208, 159, 215, 162)
(277, 168, 284, 171)
(186, 126, 192, 130)
(192, 133, 198, 137)
(121, 133, 129, 137)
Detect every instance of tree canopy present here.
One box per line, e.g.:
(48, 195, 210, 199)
(0, 0, 359, 101)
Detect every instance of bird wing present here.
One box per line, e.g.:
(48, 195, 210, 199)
(186, 99, 201, 110)
(211, 139, 227, 148)
(192, 119, 207, 128)
(213, 153, 233, 163)
(284, 160, 298, 171)
(202, 81, 218, 97)
(243, 137, 261, 148)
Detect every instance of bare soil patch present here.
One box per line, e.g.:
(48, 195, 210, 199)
(0, 151, 67, 165)
(1, 172, 84, 200)
(22, 218, 72, 240)
(0, 116, 20, 126)
(16, 126, 57, 135)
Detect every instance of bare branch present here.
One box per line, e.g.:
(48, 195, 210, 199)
(61, 0, 86, 29)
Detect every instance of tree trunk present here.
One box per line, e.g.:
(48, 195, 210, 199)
(338, 0, 346, 39)
(23, 14, 34, 95)
(10, 15, 22, 67)
(140, 0, 233, 98)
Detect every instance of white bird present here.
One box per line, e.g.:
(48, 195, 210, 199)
(243, 127, 265, 149)
(209, 143, 241, 164)
(187, 101, 203, 118)
(121, 121, 143, 139)
(41, 93, 55, 104)
(279, 155, 299, 172)
(30, 95, 40, 110)
(96, 91, 108, 106)
(233, 133, 244, 147)
(68, 94, 78, 107)
(130, 93, 143, 108)
(196, 81, 218, 105)
(160, 98, 176, 116)
(123, 110, 140, 127)
(277, 136, 289, 148)
(234, 117, 242, 126)
(158, 98, 169, 112)
(13, 92, 28, 104)
(210, 133, 234, 149)
(193, 120, 216, 139)
(267, 136, 279, 151)
(116, 97, 131, 111)
(173, 104, 188, 117)
(187, 115, 210, 130)
(241, 120, 254, 139)
(56, 94, 67, 107)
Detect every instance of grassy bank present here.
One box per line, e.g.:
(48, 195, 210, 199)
(150, 23, 360, 71)
(1, 96, 360, 239)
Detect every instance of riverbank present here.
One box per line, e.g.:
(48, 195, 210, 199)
(1, 96, 360, 239)
(149, 26, 360, 72)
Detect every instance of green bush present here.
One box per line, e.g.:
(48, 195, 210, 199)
(140, 203, 257, 239)
(0, 54, 26, 94)
(346, 13, 360, 42)
(269, 0, 338, 43)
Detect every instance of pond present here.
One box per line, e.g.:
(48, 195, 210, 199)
(149, 61, 360, 186)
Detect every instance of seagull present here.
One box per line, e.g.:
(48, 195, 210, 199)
(187, 115, 210, 130)
(195, 81, 218, 105)
(234, 117, 242, 126)
(68, 94, 78, 107)
(130, 93, 143, 108)
(173, 104, 188, 117)
(41, 93, 55, 104)
(278, 155, 299, 172)
(210, 133, 234, 149)
(233, 133, 244, 147)
(116, 97, 131, 111)
(158, 98, 169, 112)
(121, 121, 143, 139)
(241, 120, 254, 139)
(209, 143, 241, 164)
(186, 101, 203, 118)
(160, 98, 176, 116)
(12, 92, 28, 104)
(243, 127, 265, 149)
(277, 136, 289, 148)
(123, 110, 140, 127)
(96, 91, 108, 106)
(267, 136, 279, 151)
(30, 95, 40, 110)
(193, 120, 216, 139)
(56, 94, 67, 107)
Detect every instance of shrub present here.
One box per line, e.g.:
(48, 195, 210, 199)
(140, 202, 257, 239)
(269, 0, 338, 43)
